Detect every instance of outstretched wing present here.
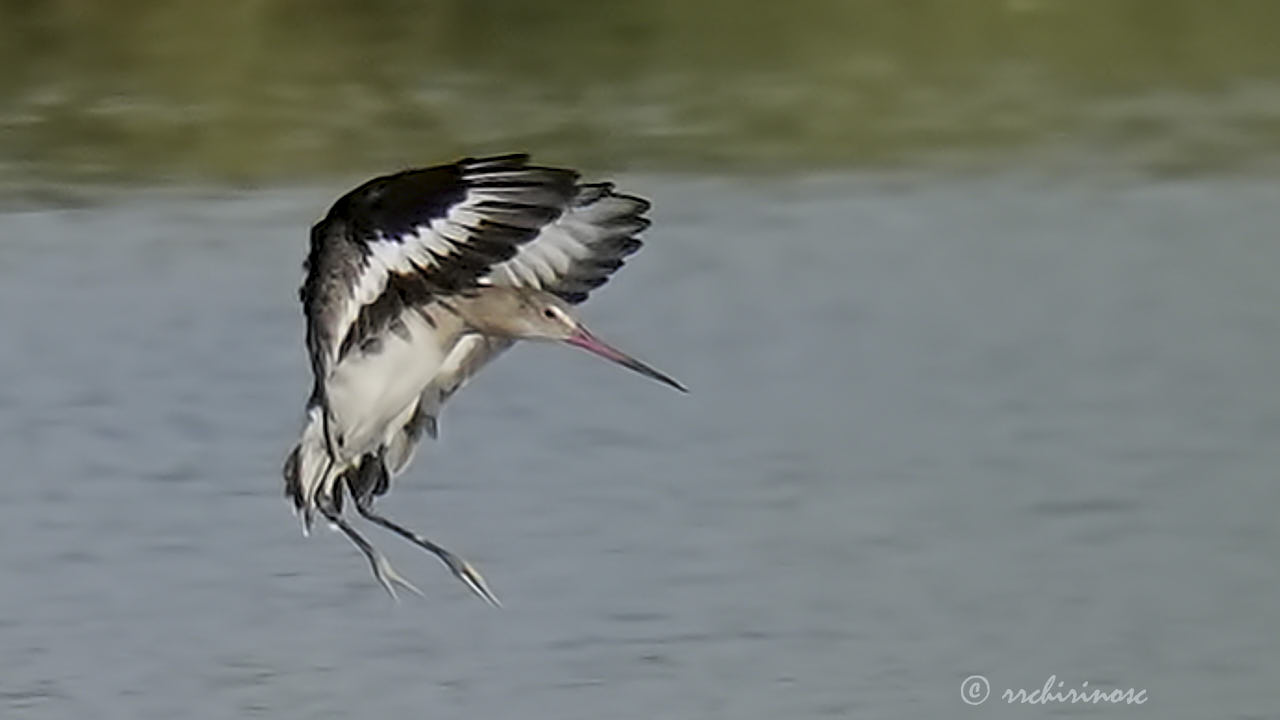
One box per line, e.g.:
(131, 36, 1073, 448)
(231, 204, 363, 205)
(299, 154, 579, 390)
(481, 182, 650, 303)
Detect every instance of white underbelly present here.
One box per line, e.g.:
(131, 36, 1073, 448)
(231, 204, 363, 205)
(324, 310, 446, 459)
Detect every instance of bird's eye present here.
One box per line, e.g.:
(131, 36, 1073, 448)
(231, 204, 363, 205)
(544, 308, 556, 320)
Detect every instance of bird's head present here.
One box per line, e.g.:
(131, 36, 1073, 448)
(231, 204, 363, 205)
(454, 287, 686, 392)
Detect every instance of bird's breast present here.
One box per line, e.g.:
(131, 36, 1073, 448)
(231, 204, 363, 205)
(323, 306, 454, 458)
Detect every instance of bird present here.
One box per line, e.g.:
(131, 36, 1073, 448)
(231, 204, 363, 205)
(282, 153, 686, 605)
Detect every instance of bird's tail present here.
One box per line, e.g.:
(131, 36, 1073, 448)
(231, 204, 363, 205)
(282, 405, 333, 534)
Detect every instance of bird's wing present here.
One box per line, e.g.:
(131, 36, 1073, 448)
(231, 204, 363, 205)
(401, 182, 652, 442)
(479, 182, 650, 304)
(299, 154, 579, 389)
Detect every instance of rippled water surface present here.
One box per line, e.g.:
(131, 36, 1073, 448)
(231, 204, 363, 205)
(1, 173, 1278, 719)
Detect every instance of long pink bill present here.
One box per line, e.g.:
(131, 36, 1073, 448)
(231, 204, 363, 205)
(565, 327, 688, 393)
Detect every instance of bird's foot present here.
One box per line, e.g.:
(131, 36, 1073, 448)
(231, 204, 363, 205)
(439, 551, 501, 608)
(370, 552, 424, 602)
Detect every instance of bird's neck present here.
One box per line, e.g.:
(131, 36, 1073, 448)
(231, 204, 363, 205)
(435, 287, 521, 337)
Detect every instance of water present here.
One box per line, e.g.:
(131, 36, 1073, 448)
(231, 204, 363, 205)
(0, 172, 1277, 718)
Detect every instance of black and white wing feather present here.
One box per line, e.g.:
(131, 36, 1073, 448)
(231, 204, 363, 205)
(481, 182, 649, 303)
(299, 154, 578, 392)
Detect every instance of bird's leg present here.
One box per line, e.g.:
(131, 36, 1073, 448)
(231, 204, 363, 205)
(352, 491, 501, 607)
(315, 488, 422, 601)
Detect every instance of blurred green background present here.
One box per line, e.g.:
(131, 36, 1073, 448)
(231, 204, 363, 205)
(3, 0, 1280, 191)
